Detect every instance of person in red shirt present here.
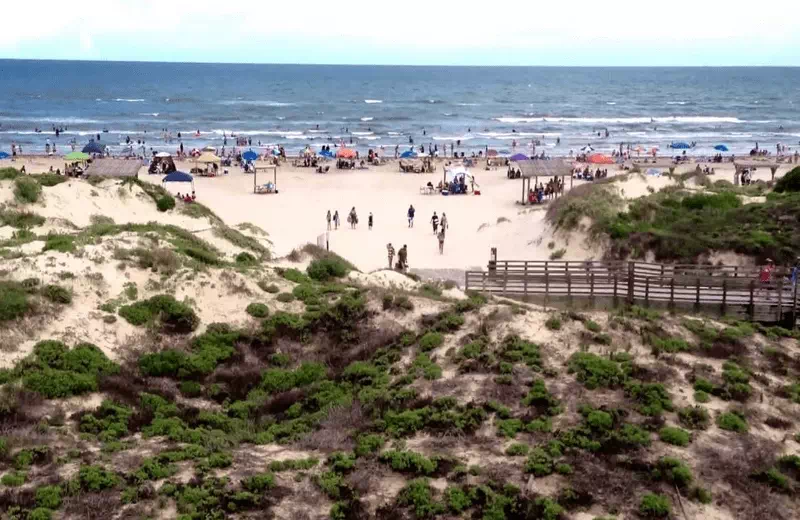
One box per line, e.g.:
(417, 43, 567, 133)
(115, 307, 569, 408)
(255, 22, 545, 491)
(759, 259, 775, 299)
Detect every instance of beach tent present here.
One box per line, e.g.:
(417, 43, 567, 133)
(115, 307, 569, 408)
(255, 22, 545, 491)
(445, 165, 471, 183)
(510, 153, 528, 162)
(0, 152, 8, 159)
(82, 140, 105, 154)
(64, 151, 90, 161)
(337, 148, 356, 159)
(242, 150, 258, 162)
(587, 153, 614, 165)
(197, 152, 220, 163)
(319, 149, 334, 158)
(400, 150, 417, 159)
(162, 171, 194, 184)
(714, 144, 729, 152)
(670, 142, 691, 149)
(202, 146, 216, 152)
(155, 152, 172, 158)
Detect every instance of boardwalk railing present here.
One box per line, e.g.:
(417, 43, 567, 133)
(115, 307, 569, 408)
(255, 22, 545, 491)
(465, 260, 798, 323)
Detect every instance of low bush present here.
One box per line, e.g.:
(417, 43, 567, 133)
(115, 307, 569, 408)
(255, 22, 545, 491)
(659, 426, 690, 447)
(639, 493, 671, 518)
(717, 411, 748, 433)
(0, 209, 45, 228)
(235, 251, 257, 265)
(505, 443, 529, 456)
(35, 485, 62, 509)
(42, 284, 72, 304)
(307, 257, 351, 281)
(276, 292, 295, 303)
(568, 352, 627, 389)
(0, 280, 30, 321)
(18, 340, 119, 398)
(654, 457, 693, 488)
(545, 316, 562, 331)
(678, 406, 710, 430)
(119, 294, 199, 333)
(43, 234, 76, 253)
(398, 478, 445, 518)
(379, 450, 437, 475)
(774, 166, 800, 193)
(156, 196, 176, 212)
(14, 176, 42, 203)
(245, 302, 269, 318)
(258, 281, 280, 293)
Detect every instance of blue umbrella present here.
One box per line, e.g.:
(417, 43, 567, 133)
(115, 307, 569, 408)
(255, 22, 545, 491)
(82, 140, 105, 154)
(0, 152, 9, 159)
(670, 142, 691, 149)
(162, 171, 194, 183)
(510, 153, 529, 162)
(400, 150, 417, 158)
(242, 150, 258, 161)
(319, 149, 334, 158)
(714, 144, 729, 152)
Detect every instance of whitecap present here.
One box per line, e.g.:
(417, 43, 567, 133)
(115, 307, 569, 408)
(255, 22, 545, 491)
(360, 117, 374, 122)
(114, 98, 145, 102)
(495, 116, 743, 125)
(352, 131, 374, 136)
(364, 99, 383, 104)
(388, 132, 401, 135)
(432, 135, 473, 141)
(606, 102, 617, 105)
(667, 101, 688, 105)
(457, 103, 479, 106)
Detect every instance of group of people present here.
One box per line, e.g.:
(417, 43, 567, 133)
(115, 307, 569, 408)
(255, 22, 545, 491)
(326, 208, 374, 231)
(175, 191, 196, 203)
(572, 167, 609, 181)
(386, 243, 409, 270)
(528, 177, 565, 204)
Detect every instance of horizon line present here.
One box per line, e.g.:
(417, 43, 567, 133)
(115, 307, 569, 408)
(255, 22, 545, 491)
(1, 57, 799, 68)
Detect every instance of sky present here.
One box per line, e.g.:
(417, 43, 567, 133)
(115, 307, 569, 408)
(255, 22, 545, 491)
(2, 0, 799, 66)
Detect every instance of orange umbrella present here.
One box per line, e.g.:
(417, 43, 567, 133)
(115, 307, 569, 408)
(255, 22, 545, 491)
(587, 153, 614, 165)
(337, 148, 356, 159)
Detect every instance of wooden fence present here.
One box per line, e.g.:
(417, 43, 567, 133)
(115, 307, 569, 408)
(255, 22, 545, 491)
(465, 260, 798, 323)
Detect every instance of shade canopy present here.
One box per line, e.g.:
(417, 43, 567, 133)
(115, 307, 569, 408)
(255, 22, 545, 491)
(202, 146, 216, 152)
(64, 151, 90, 161)
(242, 150, 258, 161)
(82, 141, 105, 154)
(197, 152, 220, 163)
(155, 152, 171, 158)
(162, 171, 194, 183)
(510, 153, 529, 162)
(337, 148, 356, 159)
(319, 149, 334, 158)
(445, 166, 471, 183)
(670, 142, 691, 149)
(714, 144, 729, 152)
(85, 158, 142, 178)
(581, 145, 594, 153)
(486, 149, 498, 157)
(587, 153, 615, 165)
(400, 150, 417, 159)
(0, 152, 9, 159)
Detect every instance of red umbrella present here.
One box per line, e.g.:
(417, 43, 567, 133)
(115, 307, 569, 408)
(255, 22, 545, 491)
(587, 153, 614, 165)
(487, 149, 498, 157)
(337, 148, 356, 159)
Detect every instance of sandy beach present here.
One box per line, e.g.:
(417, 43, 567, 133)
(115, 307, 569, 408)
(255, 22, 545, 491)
(4, 155, 795, 276)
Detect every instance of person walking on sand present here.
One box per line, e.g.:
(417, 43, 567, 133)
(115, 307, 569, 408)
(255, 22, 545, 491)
(437, 229, 445, 254)
(398, 244, 408, 270)
(387, 243, 395, 269)
(348, 207, 358, 229)
(368, 212, 373, 230)
(407, 205, 415, 228)
(440, 212, 449, 236)
(759, 258, 775, 300)
(326, 210, 332, 231)
(333, 210, 340, 230)
(430, 211, 439, 234)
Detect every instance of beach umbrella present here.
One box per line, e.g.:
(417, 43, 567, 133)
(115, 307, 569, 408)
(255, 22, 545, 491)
(587, 153, 615, 165)
(486, 149, 498, 157)
(670, 142, 691, 149)
(242, 150, 258, 161)
(82, 140, 105, 154)
(0, 152, 11, 159)
(319, 149, 334, 158)
(197, 152, 220, 163)
(155, 152, 172, 158)
(714, 144, 729, 152)
(64, 151, 90, 161)
(400, 150, 417, 159)
(162, 171, 194, 184)
(510, 153, 529, 162)
(337, 148, 357, 159)
(202, 146, 216, 152)
(581, 145, 594, 153)
(190, 148, 201, 157)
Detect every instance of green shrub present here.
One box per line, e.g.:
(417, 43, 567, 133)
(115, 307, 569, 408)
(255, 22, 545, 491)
(355, 434, 385, 457)
(584, 320, 601, 333)
(398, 478, 445, 518)
(717, 411, 748, 433)
(419, 332, 444, 352)
(43, 234, 76, 253)
(545, 316, 562, 331)
(694, 390, 710, 403)
(689, 487, 713, 504)
(281, 268, 311, 284)
(119, 294, 199, 333)
(505, 443, 529, 456)
(497, 418, 524, 438)
(0, 209, 45, 228)
(659, 426, 690, 447)
(241, 472, 275, 493)
(379, 450, 437, 475)
(235, 251, 257, 265)
(80, 400, 133, 441)
(77, 464, 119, 491)
(678, 406, 710, 430)
(292, 283, 319, 303)
(774, 166, 800, 193)
(433, 311, 465, 332)
(34, 485, 62, 509)
(307, 257, 351, 281)
(568, 352, 626, 389)
(34, 173, 68, 187)
(156, 196, 176, 212)
(639, 493, 671, 518)
(625, 381, 673, 416)
(42, 284, 72, 304)
(276, 292, 295, 303)
(445, 486, 472, 513)
(259, 281, 280, 293)
(0, 281, 30, 321)
(20, 341, 119, 398)
(654, 457, 693, 488)
(246, 302, 269, 318)
(410, 354, 442, 380)
(14, 176, 42, 203)
(1, 471, 26, 486)
(525, 447, 555, 476)
(180, 381, 203, 397)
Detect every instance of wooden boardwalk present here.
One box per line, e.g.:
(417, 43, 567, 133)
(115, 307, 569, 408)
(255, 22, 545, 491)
(465, 260, 798, 323)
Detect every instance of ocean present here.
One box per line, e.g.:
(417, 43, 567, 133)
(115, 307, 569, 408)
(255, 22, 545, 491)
(1, 60, 799, 157)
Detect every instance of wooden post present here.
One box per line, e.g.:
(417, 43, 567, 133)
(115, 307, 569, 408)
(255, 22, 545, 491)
(627, 262, 635, 305)
(567, 272, 573, 308)
(590, 273, 595, 308)
(660, 264, 665, 287)
(645, 278, 650, 308)
(778, 279, 784, 321)
(669, 278, 675, 312)
(613, 272, 619, 308)
(521, 176, 525, 204)
(748, 280, 755, 320)
(524, 262, 529, 299)
(721, 278, 727, 316)
(695, 278, 701, 312)
(793, 277, 799, 330)
(503, 262, 508, 297)
(544, 261, 550, 309)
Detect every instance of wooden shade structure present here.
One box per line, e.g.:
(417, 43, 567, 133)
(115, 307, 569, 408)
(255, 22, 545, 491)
(85, 158, 142, 178)
(253, 165, 278, 194)
(516, 159, 572, 205)
(733, 160, 781, 183)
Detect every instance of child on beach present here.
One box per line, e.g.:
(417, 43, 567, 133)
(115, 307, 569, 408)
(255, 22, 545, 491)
(387, 243, 395, 269)
(407, 205, 415, 228)
(437, 229, 445, 254)
(333, 210, 340, 230)
(326, 210, 332, 230)
(430, 212, 439, 234)
(440, 213, 448, 236)
(368, 212, 373, 230)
